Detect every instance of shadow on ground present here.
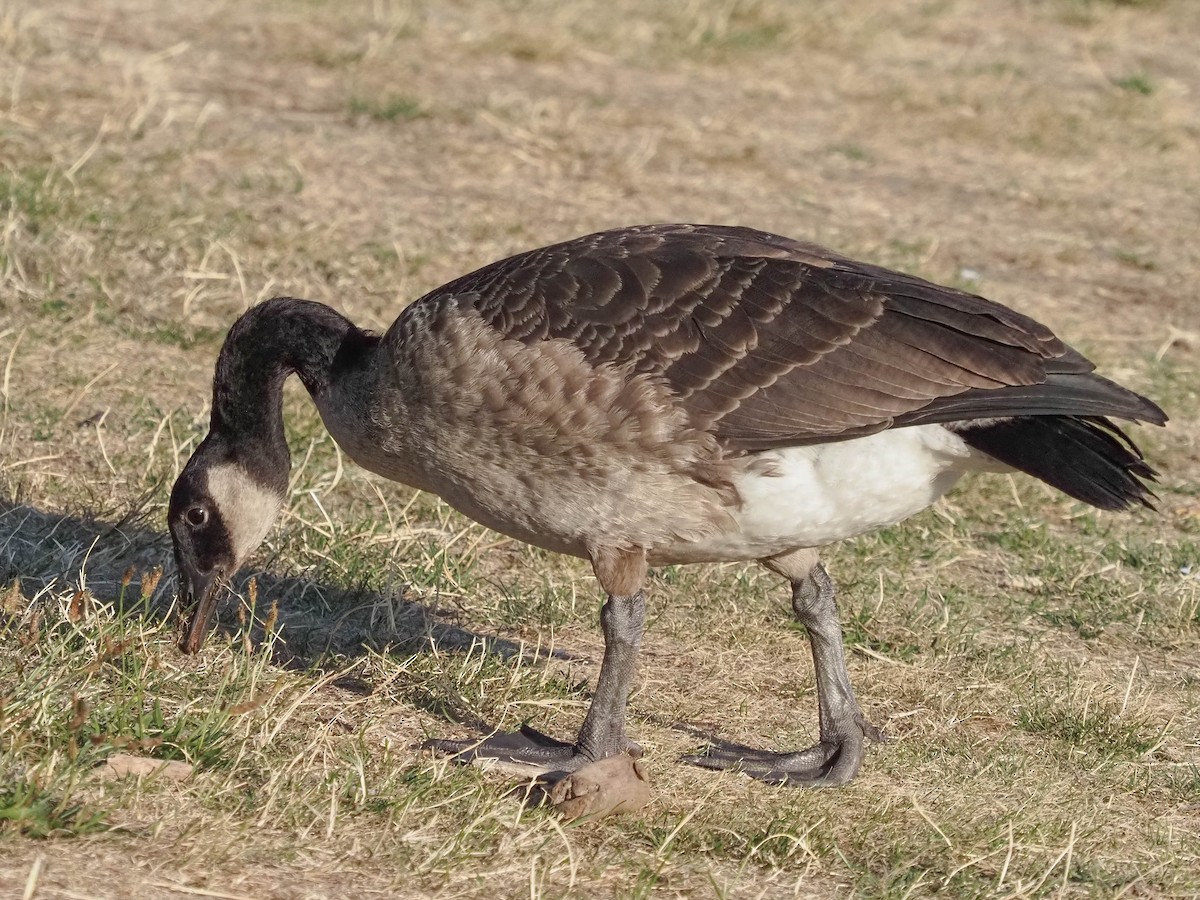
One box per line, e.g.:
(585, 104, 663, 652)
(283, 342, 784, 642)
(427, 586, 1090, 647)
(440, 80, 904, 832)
(0, 496, 577, 668)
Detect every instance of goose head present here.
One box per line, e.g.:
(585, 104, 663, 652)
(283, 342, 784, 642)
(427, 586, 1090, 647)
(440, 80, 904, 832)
(169, 435, 286, 653)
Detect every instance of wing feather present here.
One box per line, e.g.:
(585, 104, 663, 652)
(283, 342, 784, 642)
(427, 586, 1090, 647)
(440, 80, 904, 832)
(411, 224, 1166, 451)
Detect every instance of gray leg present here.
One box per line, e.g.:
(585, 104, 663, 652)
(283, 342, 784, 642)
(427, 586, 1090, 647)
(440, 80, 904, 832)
(428, 548, 646, 776)
(574, 590, 645, 759)
(684, 559, 884, 786)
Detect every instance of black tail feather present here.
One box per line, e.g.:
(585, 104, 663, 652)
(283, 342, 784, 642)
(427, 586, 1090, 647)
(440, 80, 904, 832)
(957, 415, 1158, 511)
(900, 372, 1168, 430)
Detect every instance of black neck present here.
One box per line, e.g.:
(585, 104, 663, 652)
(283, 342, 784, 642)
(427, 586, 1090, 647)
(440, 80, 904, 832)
(209, 298, 374, 472)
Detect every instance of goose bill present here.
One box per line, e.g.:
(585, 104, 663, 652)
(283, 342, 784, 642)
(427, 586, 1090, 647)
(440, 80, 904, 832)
(178, 565, 220, 654)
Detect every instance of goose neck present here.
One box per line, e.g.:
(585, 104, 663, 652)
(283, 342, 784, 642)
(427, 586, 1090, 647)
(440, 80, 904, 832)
(209, 298, 368, 461)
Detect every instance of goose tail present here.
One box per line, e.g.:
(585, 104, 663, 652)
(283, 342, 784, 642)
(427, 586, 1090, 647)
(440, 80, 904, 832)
(955, 414, 1159, 510)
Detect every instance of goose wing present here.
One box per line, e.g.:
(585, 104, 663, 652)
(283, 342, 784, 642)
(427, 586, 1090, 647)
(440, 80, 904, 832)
(424, 224, 1164, 451)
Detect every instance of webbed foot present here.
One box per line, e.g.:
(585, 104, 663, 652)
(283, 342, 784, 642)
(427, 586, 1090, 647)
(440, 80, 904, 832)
(682, 719, 883, 786)
(427, 723, 642, 778)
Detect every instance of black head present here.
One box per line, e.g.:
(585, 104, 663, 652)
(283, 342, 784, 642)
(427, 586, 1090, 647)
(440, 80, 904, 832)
(169, 434, 285, 653)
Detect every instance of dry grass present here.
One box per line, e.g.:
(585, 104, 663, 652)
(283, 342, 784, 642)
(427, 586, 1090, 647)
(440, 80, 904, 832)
(2, 0, 1199, 896)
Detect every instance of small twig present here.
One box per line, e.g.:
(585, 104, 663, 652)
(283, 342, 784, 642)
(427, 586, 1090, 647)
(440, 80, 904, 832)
(911, 794, 953, 849)
(22, 855, 43, 900)
(60, 361, 119, 423)
(1120, 655, 1139, 717)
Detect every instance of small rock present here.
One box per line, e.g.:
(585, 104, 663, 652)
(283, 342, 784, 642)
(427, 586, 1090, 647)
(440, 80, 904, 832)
(545, 754, 651, 821)
(98, 754, 194, 782)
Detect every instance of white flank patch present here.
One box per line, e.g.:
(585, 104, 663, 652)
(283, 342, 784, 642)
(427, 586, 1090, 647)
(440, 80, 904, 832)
(663, 425, 994, 563)
(205, 463, 284, 564)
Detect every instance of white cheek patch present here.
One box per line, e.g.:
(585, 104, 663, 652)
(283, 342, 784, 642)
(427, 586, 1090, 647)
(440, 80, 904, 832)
(205, 463, 284, 564)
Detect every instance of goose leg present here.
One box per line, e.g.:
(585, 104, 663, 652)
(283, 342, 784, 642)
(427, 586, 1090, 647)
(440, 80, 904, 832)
(428, 548, 646, 776)
(684, 552, 884, 786)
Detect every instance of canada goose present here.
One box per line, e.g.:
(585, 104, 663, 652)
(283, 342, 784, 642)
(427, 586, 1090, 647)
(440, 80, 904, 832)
(169, 224, 1165, 786)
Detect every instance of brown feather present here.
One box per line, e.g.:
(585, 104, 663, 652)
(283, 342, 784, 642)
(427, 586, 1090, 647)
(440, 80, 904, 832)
(415, 224, 1165, 453)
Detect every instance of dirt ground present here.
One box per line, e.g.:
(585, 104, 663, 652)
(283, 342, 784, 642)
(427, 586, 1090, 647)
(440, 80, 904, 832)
(1, 0, 1199, 897)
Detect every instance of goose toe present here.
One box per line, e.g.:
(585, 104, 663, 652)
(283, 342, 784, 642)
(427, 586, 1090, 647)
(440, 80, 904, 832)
(427, 723, 641, 777)
(682, 721, 883, 787)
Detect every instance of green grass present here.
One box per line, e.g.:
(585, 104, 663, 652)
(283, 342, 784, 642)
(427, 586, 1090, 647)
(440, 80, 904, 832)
(0, 775, 108, 839)
(1114, 73, 1155, 95)
(348, 94, 428, 123)
(0, 168, 67, 234)
(1016, 688, 1161, 759)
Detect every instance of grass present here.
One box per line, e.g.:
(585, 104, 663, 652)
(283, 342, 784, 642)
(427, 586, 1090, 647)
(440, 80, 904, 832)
(348, 94, 428, 123)
(1113, 73, 1156, 95)
(1, 0, 1199, 896)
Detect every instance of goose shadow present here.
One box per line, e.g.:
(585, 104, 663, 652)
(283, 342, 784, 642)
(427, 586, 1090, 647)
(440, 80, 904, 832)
(0, 496, 580, 678)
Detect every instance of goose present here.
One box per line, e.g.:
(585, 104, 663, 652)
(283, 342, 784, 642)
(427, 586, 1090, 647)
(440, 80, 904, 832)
(168, 224, 1165, 786)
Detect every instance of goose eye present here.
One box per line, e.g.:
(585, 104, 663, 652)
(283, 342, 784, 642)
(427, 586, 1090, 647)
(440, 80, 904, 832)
(185, 506, 209, 528)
